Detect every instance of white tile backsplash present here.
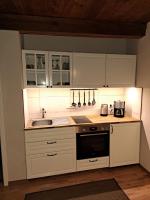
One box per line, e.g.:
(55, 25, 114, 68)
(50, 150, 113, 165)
(28, 98, 40, 112)
(27, 88, 40, 98)
(23, 87, 141, 121)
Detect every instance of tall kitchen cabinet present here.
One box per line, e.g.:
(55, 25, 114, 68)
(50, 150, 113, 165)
(110, 122, 140, 167)
(22, 50, 72, 88)
(106, 54, 136, 87)
(73, 53, 106, 87)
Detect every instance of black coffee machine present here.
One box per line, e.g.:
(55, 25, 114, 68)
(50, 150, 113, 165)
(114, 101, 125, 118)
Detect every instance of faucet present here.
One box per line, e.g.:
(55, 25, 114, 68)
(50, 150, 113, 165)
(41, 108, 46, 118)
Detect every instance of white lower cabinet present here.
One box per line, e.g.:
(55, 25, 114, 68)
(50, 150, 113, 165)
(25, 122, 141, 179)
(25, 127, 76, 179)
(110, 122, 140, 167)
(27, 150, 76, 178)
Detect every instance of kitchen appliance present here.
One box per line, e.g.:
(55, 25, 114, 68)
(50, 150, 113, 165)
(72, 116, 92, 124)
(100, 104, 108, 116)
(76, 124, 110, 160)
(114, 101, 125, 118)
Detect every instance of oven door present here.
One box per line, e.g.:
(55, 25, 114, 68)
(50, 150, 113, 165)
(76, 132, 109, 160)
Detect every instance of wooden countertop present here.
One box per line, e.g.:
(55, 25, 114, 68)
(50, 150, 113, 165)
(25, 115, 141, 130)
(88, 115, 140, 124)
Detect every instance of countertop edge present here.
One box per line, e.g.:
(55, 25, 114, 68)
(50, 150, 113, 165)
(24, 118, 141, 131)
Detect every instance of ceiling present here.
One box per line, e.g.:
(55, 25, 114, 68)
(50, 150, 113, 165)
(0, 0, 150, 38)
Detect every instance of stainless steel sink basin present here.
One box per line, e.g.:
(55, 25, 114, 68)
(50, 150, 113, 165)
(32, 119, 52, 126)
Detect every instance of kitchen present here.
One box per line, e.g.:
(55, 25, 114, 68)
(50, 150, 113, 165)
(22, 44, 141, 179)
(0, 1, 150, 200)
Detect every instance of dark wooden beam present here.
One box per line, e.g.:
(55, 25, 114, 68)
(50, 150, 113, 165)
(0, 14, 146, 38)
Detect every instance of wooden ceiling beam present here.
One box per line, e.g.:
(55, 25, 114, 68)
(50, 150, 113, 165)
(0, 14, 146, 38)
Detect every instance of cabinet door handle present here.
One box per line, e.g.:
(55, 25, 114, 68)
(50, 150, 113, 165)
(47, 153, 57, 157)
(47, 141, 56, 144)
(110, 125, 113, 134)
(89, 159, 98, 162)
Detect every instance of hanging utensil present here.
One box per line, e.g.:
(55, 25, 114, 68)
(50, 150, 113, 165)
(72, 90, 76, 107)
(83, 90, 86, 106)
(88, 90, 91, 106)
(92, 90, 96, 105)
(78, 90, 81, 107)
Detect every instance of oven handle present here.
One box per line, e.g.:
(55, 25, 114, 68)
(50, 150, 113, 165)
(79, 132, 108, 137)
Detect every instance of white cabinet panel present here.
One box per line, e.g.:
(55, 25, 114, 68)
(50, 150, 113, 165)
(25, 127, 76, 179)
(26, 138, 75, 155)
(22, 50, 72, 88)
(106, 54, 136, 87)
(73, 53, 106, 87)
(49, 52, 73, 87)
(25, 127, 76, 142)
(77, 157, 109, 171)
(110, 122, 140, 167)
(27, 149, 76, 178)
(22, 50, 49, 88)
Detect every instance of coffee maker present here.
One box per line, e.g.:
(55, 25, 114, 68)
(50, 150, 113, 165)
(114, 101, 125, 118)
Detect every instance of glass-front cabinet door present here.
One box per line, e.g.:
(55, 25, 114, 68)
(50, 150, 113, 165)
(49, 52, 72, 87)
(22, 50, 49, 87)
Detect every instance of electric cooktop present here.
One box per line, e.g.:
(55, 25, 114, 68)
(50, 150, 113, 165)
(71, 116, 92, 124)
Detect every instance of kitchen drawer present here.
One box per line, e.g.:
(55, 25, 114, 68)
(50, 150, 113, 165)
(25, 127, 76, 142)
(26, 138, 75, 155)
(77, 156, 109, 171)
(26, 149, 76, 179)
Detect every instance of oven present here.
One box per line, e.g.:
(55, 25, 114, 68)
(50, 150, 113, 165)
(76, 124, 110, 160)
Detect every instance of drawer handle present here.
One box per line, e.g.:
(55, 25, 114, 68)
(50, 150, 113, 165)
(47, 153, 57, 157)
(89, 159, 98, 162)
(47, 141, 56, 144)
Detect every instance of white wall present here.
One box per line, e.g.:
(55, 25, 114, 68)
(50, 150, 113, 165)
(137, 23, 150, 172)
(140, 89, 150, 171)
(125, 88, 142, 120)
(22, 34, 138, 54)
(0, 31, 26, 181)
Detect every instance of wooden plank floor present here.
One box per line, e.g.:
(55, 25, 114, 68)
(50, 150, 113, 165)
(0, 165, 150, 200)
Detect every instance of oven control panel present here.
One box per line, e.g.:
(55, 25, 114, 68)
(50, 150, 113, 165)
(77, 124, 110, 133)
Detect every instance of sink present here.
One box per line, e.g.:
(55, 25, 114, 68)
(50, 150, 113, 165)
(31, 117, 70, 127)
(32, 119, 52, 126)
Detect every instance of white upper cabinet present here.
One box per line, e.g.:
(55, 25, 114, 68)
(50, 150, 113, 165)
(22, 50, 49, 87)
(23, 50, 136, 88)
(49, 52, 73, 87)
(22, 50, 72, 88)
(106, 54, 136, 87)
(73, 53, 106, 87)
